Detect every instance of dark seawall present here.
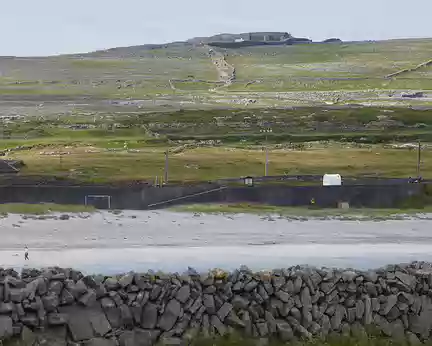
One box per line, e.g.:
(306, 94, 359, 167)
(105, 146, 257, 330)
(0, 183, 426, 210)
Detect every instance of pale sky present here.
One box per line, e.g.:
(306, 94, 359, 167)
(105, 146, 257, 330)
(1, 0, 431, 56)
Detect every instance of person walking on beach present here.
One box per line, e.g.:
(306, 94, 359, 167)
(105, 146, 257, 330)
(24, 246, 29, 261)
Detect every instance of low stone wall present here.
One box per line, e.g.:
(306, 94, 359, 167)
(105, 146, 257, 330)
(1, 262, 432, 345)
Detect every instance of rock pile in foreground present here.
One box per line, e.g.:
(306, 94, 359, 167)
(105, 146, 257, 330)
(1, 262, 432, 345)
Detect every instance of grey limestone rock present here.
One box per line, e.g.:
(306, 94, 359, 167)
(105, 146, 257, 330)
(47, 312, 68, 326)
(141, 303, 158, 329)
(48, 280, 64, 295)
(64, 307, 94, 342)
(79, 289, 97, 307)
(118, 273, 134, 288)
(232, 295, 249, 310)
(0, 316, 13, 339)
(0, 302, 14, 314)
(275, 319, 294, 340)
(158, 299, 181, 331)
(217, 302, 233, 321)
(104, 278, 119, 291)
(356, 300, 365, 319)
(85, 338, 117, 346)
(226, 311, 245, 328)
(203, 294, 216, 314)
(380, 294, 398, 315)
(89, 310, 112, 337)
(300, 286, 312, 309)
(210, 315, 226, 336)
(120, 304, 134, 329)
(175, 285, 190, 303)
(275, 290, 291, 303)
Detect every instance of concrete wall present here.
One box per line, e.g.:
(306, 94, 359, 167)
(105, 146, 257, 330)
(0, 183, 425, 210)
(0, 263, 431, 345)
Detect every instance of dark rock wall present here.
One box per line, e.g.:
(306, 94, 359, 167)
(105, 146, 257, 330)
(0, 183, 425, 210)
(1, 263, 432, 345)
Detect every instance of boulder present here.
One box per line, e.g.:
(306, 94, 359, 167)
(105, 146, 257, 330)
(47, 313, 68, 326)
(42, 293, 59, 311)
(84, 338, 117, 346)
(158, 299, 181, 331)
(141, 303, 158, 329)
(120, 304, 134, 329)
(119, 273, 134, 288)
(232, 295, 249, 310)
(300, 287, 312, 309)
(226, 311, 245, 328)
(48, 280, 64, 295)
(175, 285, 190, 303)
(217, 302, 233, 321)
(104, 278, 119, 291)
(21, 314, 39, 328)
(79, 289, 97, 307)
(60, 289, 75, 305)
(203, 294, 216, 314)
(61, 306, 94, 342)
(0, 316, 13, 339)
(275, 290, 291, 303)
(0, 302, 14, 314)
(89, 310, 112, 337)
(210, 315, 226, 336)
(380, 295, 398, 315)
(275, 320, 294, 341)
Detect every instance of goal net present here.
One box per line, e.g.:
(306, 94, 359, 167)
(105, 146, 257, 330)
(85, 195, 112, 209)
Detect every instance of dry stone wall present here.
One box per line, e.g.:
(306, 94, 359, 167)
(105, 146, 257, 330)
(1, 262, 432, 345)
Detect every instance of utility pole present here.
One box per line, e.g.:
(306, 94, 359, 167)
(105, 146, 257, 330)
(417, 140, 421, 177)
(260, 128, 272, 176)
(265, 134, 269, 177)
(164, 150, 169, 184)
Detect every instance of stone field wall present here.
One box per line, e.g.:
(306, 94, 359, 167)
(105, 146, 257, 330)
(1, 262, 432, 345)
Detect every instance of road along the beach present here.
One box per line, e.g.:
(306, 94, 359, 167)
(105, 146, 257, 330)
(0, 210, 431, 274)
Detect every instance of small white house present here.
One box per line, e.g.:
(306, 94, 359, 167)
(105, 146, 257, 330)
(323, 174, 342, 186)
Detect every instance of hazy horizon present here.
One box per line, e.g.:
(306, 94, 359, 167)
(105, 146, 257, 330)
(1, 0, 432, 57)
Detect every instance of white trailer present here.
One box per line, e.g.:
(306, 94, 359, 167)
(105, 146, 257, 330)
(323, 174, 342, 186)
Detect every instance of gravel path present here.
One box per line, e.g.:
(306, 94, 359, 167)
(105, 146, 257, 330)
(1, 210, 431, 273)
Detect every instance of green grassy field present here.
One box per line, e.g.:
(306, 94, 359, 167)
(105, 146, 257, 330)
(0, 203, 95, 215)
(226, 39, 432, 91)
(3, 141, 430, 183)
(0, 106, 431, 183)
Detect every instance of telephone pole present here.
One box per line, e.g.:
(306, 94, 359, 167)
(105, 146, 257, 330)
(260, 128, 272, 176)
(164, 150, 169, 184)
(417, 140, 421, 177)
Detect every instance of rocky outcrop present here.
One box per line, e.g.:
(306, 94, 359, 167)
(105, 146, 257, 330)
(2, 262, 432, 345)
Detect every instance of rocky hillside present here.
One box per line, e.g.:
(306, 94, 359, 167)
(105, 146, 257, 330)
(82, 32, 314, 58)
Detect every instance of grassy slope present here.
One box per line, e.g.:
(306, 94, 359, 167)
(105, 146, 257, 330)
(0, 39, 431, 97)
(7, 144, 431, 182)
(0, 46, 217, 96)
(226, 39, 432, 91)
